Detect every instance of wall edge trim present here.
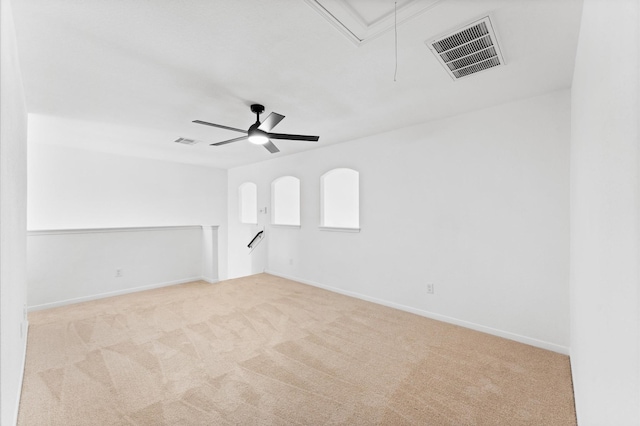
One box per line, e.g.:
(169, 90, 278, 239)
(265, 270, 570, 355)
(27, 225, 218, 236)
(27, 276, 205, 312)
(12, 322, 29, 426)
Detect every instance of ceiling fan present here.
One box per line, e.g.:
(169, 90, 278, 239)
(193, 104, 320, 153)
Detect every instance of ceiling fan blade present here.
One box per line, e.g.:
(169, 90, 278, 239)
(263, 140, 280, 153)
(268, 132, 319, 142)
(258, 112, 285, 132)
(193, 120, 247, 134)
(210, 136, 248, 146)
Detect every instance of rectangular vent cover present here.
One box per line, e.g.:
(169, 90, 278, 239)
(427, 16, 504, 80)
(174, 137, 198, 145)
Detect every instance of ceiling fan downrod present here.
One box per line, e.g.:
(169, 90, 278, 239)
(250, 104, 265, 124)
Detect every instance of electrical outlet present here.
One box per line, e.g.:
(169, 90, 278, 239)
(426, 283, 434, 294)
(116, 269, 123, 277)
(289, 258, 294, 265)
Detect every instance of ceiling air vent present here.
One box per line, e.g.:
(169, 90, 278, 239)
(426, 16, 505, 80)
(174, 137, 198, 145)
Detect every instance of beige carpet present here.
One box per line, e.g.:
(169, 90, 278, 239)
(18, 273, 576, 425)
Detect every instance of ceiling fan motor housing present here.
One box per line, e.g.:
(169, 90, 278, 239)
(248, 121, 268, 145)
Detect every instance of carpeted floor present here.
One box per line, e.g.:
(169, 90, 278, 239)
(18, 273, 576, 425)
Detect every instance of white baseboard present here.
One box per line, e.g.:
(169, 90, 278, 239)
(13, 321, 29, 426)
(28, 276, 205, 312)
(201, 277, 219, 284)
(266, 270, 569, 355)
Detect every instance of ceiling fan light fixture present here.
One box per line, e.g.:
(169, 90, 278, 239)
(248, 130, 269, 145)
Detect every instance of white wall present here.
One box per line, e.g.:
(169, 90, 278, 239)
(201, 225, 218, 283)
(570, 0, 640, 423)
(229, 90, 570, 353)
(228, 179, 267, 278)
(0, 0, 28, 424)
(28, 226, 213, 310)
(27, 139, 229, 279)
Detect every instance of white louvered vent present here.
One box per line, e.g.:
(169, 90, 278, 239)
(426, 16, 505, 80)
(174, 137, 198, 145)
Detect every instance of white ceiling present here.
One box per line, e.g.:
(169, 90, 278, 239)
(12, 0, 583, 169)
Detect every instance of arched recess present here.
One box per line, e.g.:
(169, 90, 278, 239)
(271, 176, 300, 226)
(239, 182, 257, 224)
(320, 168, 359, 229)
